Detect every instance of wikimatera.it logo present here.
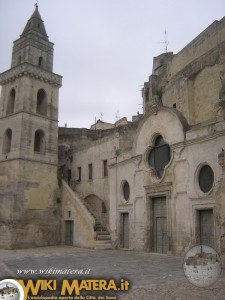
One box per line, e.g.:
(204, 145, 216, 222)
(0, 279, 130, 300)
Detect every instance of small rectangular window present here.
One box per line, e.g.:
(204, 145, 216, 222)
(67, 170, 71, 186)
(78, 167, 81, 181)
(88, 164, 93, 180)
(103, 160, 108, 177)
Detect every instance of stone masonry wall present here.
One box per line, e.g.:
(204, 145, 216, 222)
(0, 159, 61, 249)
(169, 17, 225, 78)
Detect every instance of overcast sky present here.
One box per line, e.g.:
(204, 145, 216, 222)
(0, 0, 224, 128)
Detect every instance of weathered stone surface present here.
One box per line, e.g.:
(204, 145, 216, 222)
(58, 16, 225, 262)
(0, 6, 61, 249)
(1, 6, 225, 262)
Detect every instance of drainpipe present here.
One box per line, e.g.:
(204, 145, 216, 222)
(113, 145, 119, 247)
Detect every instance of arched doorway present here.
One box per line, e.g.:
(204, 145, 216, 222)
(84, 194, 108, 228)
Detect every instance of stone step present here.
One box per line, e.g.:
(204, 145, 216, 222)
(95, 223, 105, 227)
(95, 227, 106, 231)
(95, 222, 104, 226)
(95, 221, 104, 226)
(94, 226, 106, 231)
(95, 241, 114, 250)
(96, 231, 109, 235)
(96, 238, 113, 244)
(96, 235, 111, 241)
(95, 220, 103, 224)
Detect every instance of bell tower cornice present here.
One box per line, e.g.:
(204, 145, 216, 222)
(13, 34, 54, 56)
(0, 62, 62, 87)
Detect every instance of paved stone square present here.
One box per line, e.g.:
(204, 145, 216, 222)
(0, 246, 224, 299)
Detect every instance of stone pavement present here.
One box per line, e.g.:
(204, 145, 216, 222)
(0, 246, 224, 299)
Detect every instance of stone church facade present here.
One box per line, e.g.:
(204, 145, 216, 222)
(1, 7, 225, 258)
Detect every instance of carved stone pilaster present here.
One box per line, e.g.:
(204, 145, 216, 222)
(218, 148, 225, 169)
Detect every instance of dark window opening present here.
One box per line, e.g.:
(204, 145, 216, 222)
(3, 129, 12, 154)
(18, 56, 22, 64)
(102, 202, 107, 213)
(103, 160, 108, 177)
(36, 89, 47, 116)
(173, 103, 176, 108)
(88, 164, 93, 180)
(123, 181, 130, 201)
(6, 89, 16, 115)
(148, 135, 171, 178)
(67, 169, 71, 186)
(78, 167, 82, 181)
(199, 165, 214, 193)
(145, 90, 149, 102)
(38, 56, 43, 66)
(34, 130, 45, 153)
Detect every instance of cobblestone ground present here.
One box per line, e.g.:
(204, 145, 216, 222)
(121, 279, 225, 300)
(0, 246, 224, 299)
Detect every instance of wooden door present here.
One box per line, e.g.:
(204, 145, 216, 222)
(122, 213, 129, 248)
(199, 209, 214, 247)
(153, 197, 168, 254)
(65, 220, 74, 245)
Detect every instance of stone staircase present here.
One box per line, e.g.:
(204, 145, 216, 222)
(94, 219, 113, 250)
(64, 182, 113, 250)
(75, 190, 113, 250)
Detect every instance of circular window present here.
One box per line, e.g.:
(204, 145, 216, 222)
(198, 165, 214, 193)
(122, 181, 130, 201)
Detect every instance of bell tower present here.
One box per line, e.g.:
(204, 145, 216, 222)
(0, 5, 62, 249)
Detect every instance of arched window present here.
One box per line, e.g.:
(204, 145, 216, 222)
(3, 129, 12, 154)
(6, 89, 16, 115)
(34, 130, 45, 153)
(148, 135, 171, 178)
(36, 89, 47, 116)
(38, 56, 43, 66)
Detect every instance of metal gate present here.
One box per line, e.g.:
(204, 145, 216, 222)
(153, 197, 168, 254)
(122, 213, 129, 248)
(199, 209, 214, 247)
(65, 220, 74, 245)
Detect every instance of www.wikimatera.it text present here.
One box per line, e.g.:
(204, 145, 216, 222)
(17, 268, 92, 275)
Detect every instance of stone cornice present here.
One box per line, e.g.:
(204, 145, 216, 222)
(0, 63, 62, 87)
(109, 154, 142, 168)
(186, 129, 225, 146)
(144, 181, 172, 194)
(0, 157, 58, 167)
(0, 110, 58, 123)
